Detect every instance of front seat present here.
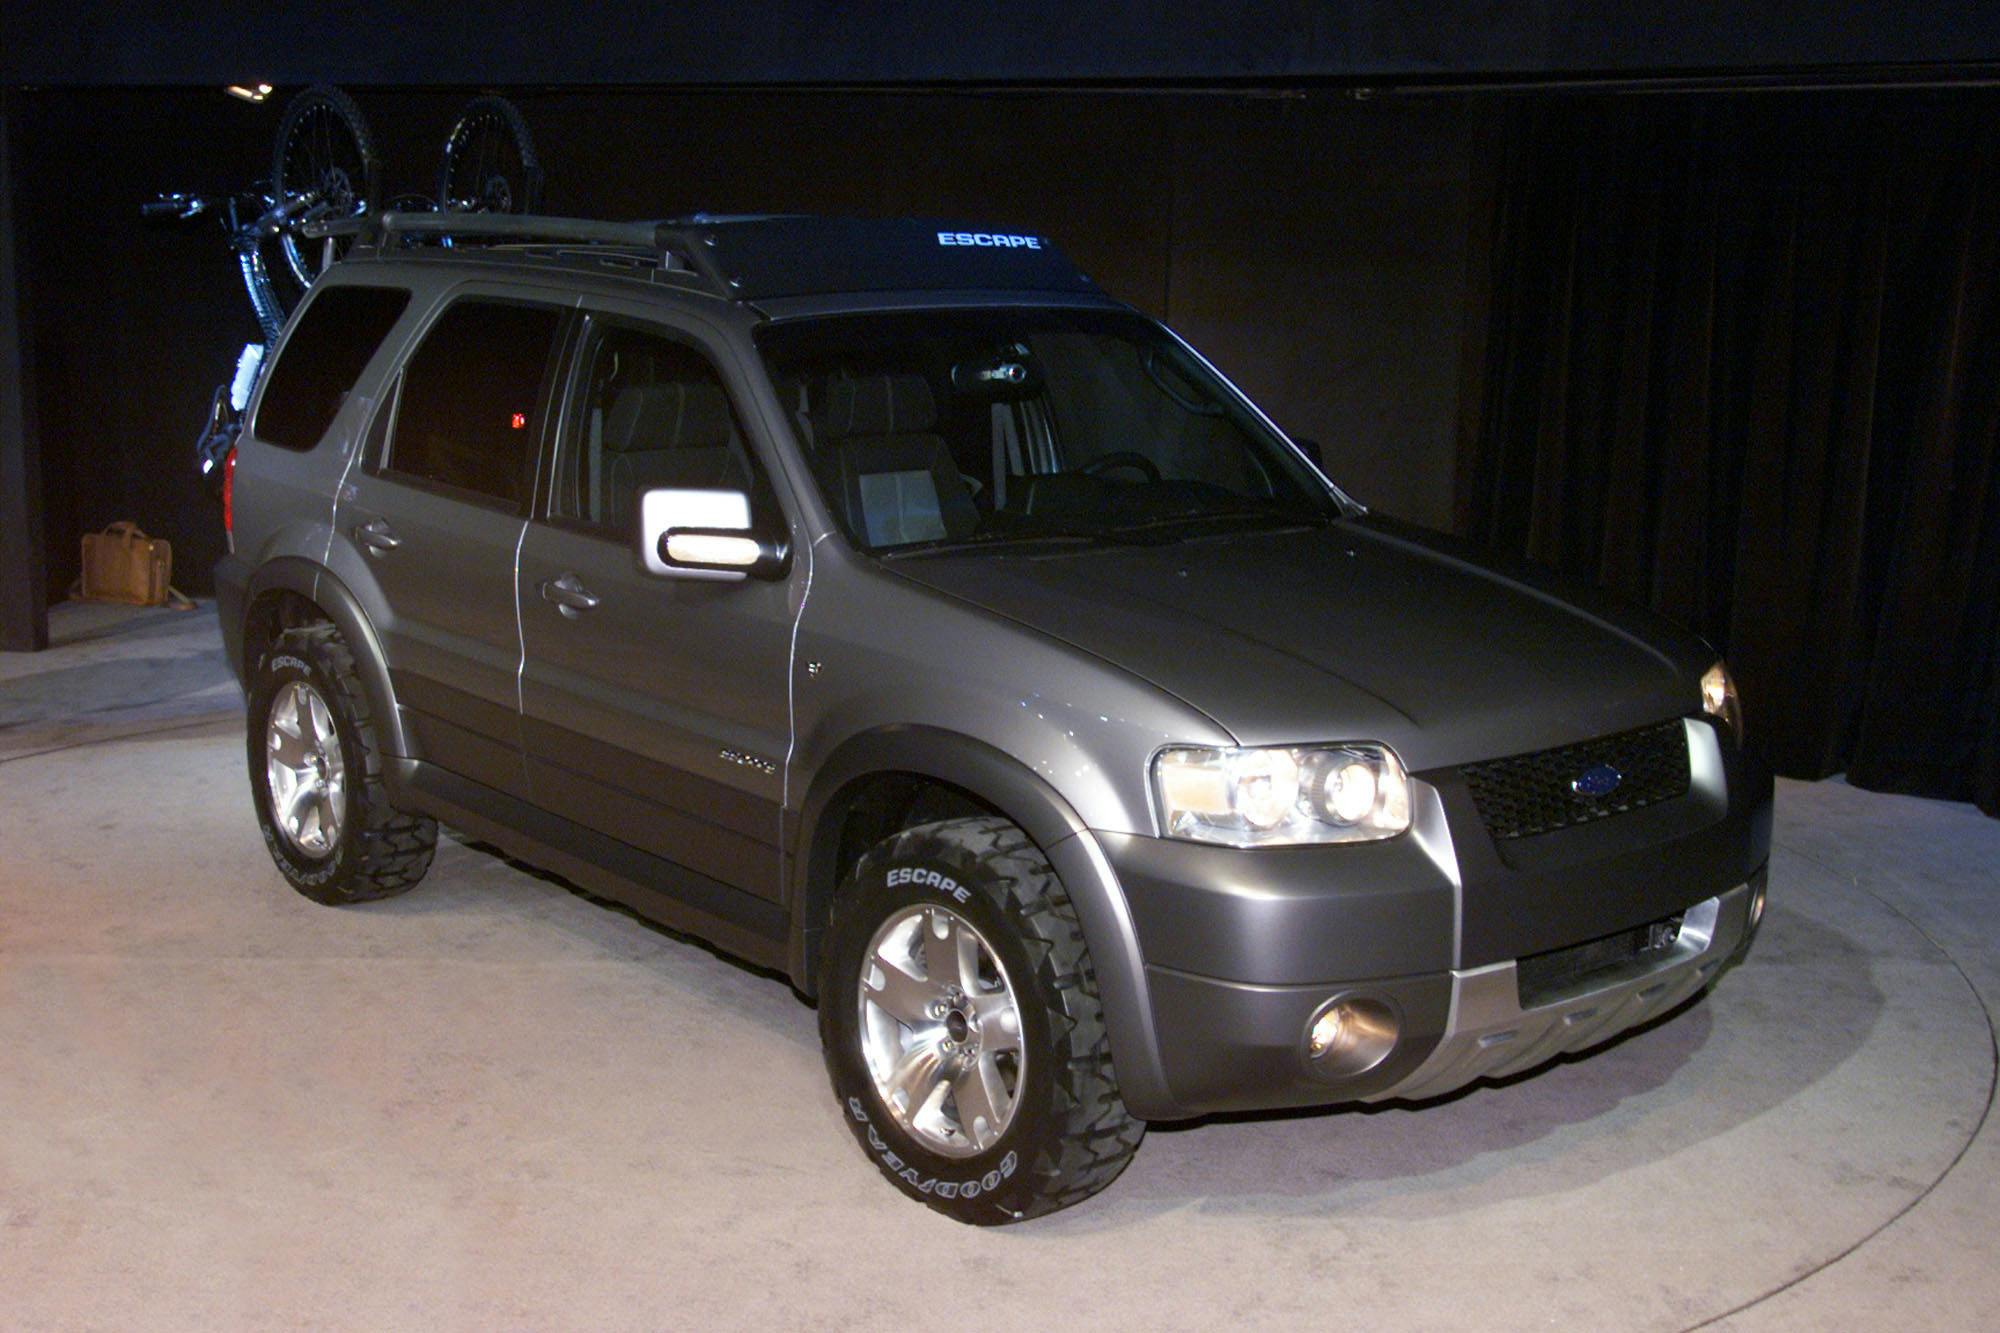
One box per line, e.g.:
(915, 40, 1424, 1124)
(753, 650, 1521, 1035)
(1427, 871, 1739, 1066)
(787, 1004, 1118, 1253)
(601, 380, 749, 522)
(815, 374, 977, 547)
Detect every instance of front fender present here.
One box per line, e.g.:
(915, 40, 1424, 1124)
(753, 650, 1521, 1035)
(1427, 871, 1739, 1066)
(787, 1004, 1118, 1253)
(787, 726, 1176, 1118)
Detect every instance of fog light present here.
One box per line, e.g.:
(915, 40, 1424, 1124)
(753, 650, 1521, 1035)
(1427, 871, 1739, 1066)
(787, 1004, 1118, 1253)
(1305, 996, 1400, 1077)
(1750, 880, 1767, 931)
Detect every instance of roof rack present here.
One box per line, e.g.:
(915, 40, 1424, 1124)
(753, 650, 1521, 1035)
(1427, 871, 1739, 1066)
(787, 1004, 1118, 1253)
(304, 210, 733, 295)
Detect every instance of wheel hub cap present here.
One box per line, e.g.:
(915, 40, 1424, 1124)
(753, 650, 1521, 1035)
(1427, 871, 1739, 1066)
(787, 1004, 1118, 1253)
(857, 903, 1025, 1157)
(265, 680, 346, 858)
(320, 165, 354, 209)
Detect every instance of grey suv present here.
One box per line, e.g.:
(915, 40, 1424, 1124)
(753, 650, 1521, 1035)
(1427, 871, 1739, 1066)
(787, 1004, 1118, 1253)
(217, 211, 1772, 1223)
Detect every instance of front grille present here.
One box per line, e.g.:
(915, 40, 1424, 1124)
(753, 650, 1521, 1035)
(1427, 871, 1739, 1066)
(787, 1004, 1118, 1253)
(1461, 719, 1691, 841)
(1516, 913, 1685, 1007)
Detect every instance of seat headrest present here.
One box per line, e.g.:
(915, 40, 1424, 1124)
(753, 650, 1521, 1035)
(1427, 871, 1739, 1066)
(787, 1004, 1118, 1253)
(817, 374, 938, 438)
(673, 383, 735, 450)
(604, 382, 735, 453)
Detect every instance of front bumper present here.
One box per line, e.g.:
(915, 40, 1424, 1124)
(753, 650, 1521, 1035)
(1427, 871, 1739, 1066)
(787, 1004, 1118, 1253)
(1094, 717, 1773, 1119)
(1129, 872, 1762, 1117)
(1369, 877, 1754, 1103)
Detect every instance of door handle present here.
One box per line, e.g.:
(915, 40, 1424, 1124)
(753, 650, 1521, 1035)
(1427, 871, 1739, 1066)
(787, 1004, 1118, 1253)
(540, 573, 601, 618)
(353, 519, 402, 554)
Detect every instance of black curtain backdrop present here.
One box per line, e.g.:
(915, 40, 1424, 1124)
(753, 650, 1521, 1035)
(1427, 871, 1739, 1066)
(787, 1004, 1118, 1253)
(1458, 91, 2000, 817)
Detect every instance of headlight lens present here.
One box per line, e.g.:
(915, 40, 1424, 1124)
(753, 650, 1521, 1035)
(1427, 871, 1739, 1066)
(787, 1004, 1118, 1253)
(1155, 743, 1412, 846)
(1701, 659, 1744, 745)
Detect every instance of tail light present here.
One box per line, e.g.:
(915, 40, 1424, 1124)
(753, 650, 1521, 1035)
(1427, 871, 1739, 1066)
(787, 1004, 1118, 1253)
(222, 446, 238, 537)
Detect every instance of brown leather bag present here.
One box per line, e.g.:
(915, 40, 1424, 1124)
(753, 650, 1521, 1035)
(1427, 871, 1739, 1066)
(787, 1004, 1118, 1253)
(77, 522, 192, 609)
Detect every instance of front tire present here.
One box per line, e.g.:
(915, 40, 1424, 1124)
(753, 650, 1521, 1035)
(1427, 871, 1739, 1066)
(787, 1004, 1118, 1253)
(246, 627, 436, 905)
(819, 816, 1144, 1224)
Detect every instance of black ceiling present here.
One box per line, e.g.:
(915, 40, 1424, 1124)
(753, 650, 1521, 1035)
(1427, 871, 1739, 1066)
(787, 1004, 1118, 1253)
(6, 0, 2000, 89)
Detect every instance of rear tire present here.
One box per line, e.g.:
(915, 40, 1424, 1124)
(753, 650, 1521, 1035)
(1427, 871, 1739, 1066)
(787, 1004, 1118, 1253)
(819, 816, 1144, 1223)
(246, 626, 435, 905)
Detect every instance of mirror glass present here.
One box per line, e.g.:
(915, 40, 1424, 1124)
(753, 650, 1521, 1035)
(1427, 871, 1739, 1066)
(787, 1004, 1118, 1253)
(639, 487, 752, 579)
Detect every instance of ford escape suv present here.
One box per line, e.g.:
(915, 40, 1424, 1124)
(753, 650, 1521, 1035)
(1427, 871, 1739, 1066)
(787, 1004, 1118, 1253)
(216, 211, 1773, 1224)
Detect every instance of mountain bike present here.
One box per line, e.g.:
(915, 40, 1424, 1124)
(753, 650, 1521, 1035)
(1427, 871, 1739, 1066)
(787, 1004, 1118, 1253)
(143, 87, 544, 488)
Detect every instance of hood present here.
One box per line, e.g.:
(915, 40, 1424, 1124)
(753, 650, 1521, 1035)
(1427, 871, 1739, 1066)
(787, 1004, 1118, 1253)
(885, 518, 1712, 772)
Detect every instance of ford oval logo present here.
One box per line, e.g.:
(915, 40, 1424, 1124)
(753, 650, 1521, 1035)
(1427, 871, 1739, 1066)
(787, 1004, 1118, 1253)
(1572, 763, 1624, 798)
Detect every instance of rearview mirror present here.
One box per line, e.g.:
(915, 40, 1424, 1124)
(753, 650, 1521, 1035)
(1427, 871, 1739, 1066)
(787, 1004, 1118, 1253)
(639, 488, 790, 581)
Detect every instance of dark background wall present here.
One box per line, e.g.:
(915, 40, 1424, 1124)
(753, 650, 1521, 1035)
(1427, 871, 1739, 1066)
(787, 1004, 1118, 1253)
(14, 85, 1480, 601)
(9, 0, 2000, 86)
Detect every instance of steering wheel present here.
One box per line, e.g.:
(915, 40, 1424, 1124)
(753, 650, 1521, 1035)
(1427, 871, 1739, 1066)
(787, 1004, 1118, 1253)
(1076, 451, 1162, 483)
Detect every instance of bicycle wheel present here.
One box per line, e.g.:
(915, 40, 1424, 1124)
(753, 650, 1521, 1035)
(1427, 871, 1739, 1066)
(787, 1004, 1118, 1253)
(270, 85, 381, 290)
(438, 95, 543, 214)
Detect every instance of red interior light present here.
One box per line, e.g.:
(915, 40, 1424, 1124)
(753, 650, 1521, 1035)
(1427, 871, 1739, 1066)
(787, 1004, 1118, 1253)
(510, 411, 528, 430)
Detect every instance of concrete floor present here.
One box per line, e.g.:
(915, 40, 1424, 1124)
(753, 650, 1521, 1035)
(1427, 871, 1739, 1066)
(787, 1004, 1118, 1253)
(2, 602, 1995, 1331)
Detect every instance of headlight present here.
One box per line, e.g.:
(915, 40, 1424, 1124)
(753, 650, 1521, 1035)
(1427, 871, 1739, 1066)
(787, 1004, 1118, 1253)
(1701, 660, 1744, 745)
(1154, 743, 1412, 846)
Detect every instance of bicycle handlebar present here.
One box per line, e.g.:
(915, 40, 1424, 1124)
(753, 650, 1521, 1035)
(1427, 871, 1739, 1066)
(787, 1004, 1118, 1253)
(141, 195, 205, 220)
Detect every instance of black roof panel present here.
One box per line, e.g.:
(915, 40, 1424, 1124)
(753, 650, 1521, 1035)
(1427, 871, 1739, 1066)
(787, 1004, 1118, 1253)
(689, 215, 1098, 301)
(321, 211, 1100, 302)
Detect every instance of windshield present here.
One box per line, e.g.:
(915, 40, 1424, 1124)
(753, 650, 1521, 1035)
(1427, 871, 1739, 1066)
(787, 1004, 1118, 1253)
(754, 308, 1341, 555)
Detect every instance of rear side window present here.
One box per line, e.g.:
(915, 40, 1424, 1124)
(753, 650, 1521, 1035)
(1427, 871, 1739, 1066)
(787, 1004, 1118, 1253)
(254, 285, 411, 450)
(383, 300, 563, 511)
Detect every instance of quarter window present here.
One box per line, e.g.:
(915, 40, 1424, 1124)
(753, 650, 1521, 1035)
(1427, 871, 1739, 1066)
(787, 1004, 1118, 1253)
(384, 300, 563, 510)
(253, 285, 411, 450)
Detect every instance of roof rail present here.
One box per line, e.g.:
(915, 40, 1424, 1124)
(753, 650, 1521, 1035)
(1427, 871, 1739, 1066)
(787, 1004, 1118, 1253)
(303, 210, 733, 295)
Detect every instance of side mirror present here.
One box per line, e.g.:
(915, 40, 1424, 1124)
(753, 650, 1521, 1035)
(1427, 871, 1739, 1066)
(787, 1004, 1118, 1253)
(1292, 436, 1325, 468)
(640, 488, 790, 582)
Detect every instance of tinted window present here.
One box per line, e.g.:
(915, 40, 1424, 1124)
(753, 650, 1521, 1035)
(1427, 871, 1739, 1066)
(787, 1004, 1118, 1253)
(254, 285, 410, 450)
(385, 300, 562, 510)
(552, 322, 753, 535)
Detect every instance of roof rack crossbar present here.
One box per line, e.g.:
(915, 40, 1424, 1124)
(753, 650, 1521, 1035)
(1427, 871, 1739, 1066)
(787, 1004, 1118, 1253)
(304, 211, 734, 296)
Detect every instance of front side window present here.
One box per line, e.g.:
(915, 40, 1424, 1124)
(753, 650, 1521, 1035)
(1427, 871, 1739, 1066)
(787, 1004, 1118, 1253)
(382, 299, 563, 510)
(550, 320, 756, 536)
(253, 284, 411, 450)
(754, 308, 1339, 555)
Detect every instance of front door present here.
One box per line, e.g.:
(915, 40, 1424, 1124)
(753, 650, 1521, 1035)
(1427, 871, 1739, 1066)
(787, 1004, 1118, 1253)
(516, 313, 798, 901)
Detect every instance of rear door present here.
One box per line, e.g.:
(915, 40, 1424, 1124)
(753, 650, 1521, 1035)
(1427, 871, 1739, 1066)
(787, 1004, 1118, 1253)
(515, 309, 798, 902)
(337, 291, 570, 799)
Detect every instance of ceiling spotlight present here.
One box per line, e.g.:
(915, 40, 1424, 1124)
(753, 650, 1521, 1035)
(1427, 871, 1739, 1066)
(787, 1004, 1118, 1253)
(225, 84, 273, 103)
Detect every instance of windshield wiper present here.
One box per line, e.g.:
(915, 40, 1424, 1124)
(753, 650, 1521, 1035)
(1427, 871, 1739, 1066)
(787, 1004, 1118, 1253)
(878, 529, 1111, 559)
(1102, 507, 1327, 539)
(881, 508, 1324, 558)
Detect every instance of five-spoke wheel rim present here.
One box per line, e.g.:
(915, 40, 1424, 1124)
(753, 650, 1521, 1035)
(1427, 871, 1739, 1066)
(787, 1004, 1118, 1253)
(857, 902, 1025, 1158)
(265, 680, 347, 859)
